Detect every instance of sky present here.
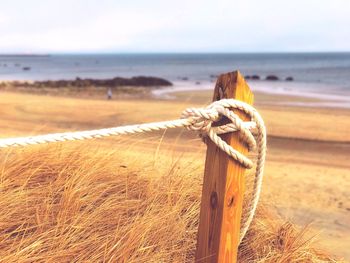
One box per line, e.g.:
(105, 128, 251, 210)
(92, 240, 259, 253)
(0, 0, 349, 53)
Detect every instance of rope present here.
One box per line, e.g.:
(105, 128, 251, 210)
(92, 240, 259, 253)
(0, 99, 266, 243)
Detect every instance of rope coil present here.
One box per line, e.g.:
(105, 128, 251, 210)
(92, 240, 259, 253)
(0, 99, 266, 243)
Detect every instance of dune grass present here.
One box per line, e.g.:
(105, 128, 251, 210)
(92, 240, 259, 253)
(0, 142, 340, 262)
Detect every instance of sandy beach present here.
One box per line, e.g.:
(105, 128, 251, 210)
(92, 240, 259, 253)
(0, 86, 349, 260)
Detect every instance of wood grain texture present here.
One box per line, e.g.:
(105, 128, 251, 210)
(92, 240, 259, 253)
(195, 71, 254, 263)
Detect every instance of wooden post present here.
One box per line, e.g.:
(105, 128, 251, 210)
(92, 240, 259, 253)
(195, 71, 254, 263)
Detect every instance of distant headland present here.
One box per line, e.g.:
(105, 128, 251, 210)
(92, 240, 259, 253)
(0, 76, 173, 89)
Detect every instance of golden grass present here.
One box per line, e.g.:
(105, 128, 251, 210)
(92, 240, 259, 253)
(0, 143, 340, 262)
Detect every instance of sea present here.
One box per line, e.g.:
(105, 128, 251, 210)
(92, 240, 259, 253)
(1, 53, 350, 108)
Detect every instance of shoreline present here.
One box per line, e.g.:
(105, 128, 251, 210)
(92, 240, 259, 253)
(1, 75, 350, 109)
(152, 80, 350, 109)
(1, 70, 350, 109)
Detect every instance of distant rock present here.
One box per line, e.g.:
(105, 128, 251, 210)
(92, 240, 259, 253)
(246, 75, 260, 80)
(265, 75, 279, 81)
(22, 67, 31, 71)
(130, 76, 172, 86)
(210, 74, 218, 79)
(180, 77, 189, 81)
(285, 76, 294, 81)
(195, 81, 201, 85)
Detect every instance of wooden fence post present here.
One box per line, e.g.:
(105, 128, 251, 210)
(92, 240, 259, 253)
(195, 71, 254, 263)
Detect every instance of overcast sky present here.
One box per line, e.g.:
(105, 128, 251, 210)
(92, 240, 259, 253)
(0, 0, 349, 53)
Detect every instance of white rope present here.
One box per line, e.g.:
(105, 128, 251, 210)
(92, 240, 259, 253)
(0, 99, 266, 243)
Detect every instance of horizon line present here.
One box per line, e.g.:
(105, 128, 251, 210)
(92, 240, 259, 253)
(1, 51, 350, 56)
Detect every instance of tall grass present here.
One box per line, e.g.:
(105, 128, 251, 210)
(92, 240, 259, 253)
(0, 143, 339, 262)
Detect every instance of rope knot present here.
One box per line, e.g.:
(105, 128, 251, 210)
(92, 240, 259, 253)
(181, 107, 219, 133)
(181, 100, 258, 169)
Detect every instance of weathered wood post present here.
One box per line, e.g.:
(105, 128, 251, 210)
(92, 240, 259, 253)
(195, 71, 253, 263)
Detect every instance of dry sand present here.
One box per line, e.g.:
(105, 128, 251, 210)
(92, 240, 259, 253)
(0, 90, 349, 260)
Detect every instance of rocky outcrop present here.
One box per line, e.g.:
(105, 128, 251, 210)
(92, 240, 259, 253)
(2, 76, 173, 88)
(265, 75, 279, 81)
(244, 75, 260, 80)
(245, 74, 294, 82)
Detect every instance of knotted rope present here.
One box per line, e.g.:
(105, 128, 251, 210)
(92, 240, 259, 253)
(0, 99, 266, 243)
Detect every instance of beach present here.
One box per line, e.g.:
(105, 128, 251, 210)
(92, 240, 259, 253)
(0, 84, 349, 260)
(1, 51, 350, 261)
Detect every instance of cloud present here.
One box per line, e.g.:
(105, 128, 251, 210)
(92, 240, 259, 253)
(0, 0, 349, 53)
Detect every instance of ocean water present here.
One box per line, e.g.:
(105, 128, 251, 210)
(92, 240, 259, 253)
(1, 53, 350, 107)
